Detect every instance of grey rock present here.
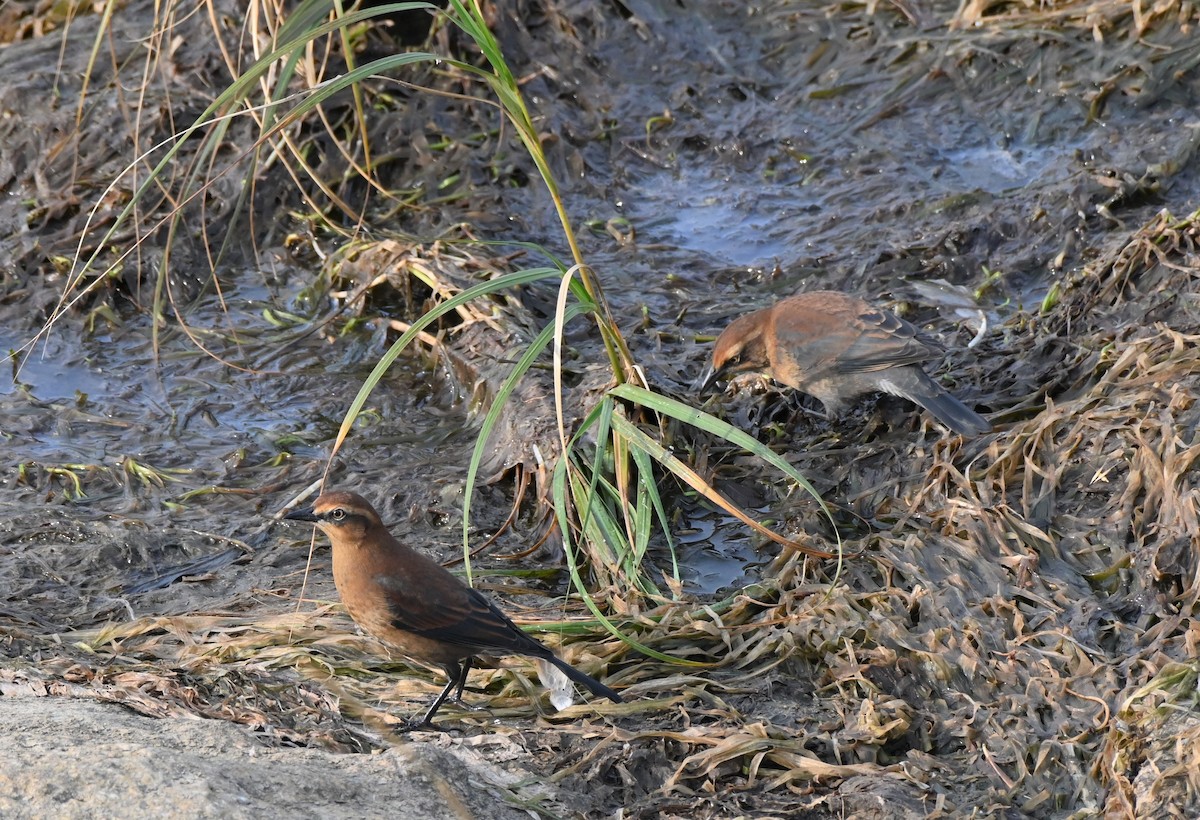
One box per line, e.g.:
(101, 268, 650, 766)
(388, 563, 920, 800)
(0, 696, 542, 820)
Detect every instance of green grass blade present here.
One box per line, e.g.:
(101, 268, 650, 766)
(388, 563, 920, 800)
(460, 301, 591, 584)
(551, 455, 702, 666)
(607, 408, 841, 563)
(629, 443, 680, 585)
(609, 383, 836, 531)
(55, 5, 442, 332)
(329, 267, 562, 458)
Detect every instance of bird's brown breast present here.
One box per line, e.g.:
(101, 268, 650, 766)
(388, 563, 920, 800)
(330, 533, 473, 667)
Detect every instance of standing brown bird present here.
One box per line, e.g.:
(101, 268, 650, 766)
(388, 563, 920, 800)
(701, 290, 990, 435)
(284, 490, 621, 729)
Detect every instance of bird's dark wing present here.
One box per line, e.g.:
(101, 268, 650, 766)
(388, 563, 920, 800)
(373, 569, 621, 703)
(377, 574, 550, 658)
(770, 302, 936, 379)
(830, 307, 942, 374)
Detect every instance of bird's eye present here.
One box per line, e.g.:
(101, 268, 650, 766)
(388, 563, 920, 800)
(329, 508, 347, 521)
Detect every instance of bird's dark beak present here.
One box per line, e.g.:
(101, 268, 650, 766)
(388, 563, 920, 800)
(284, 505, 319, 523)
(698, 363, 727, 395)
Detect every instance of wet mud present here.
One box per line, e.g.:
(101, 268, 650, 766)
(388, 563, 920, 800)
(3, 0, 1200, 816)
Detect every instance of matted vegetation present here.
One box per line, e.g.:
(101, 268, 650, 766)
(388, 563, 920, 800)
(3, 0, 1200, 817)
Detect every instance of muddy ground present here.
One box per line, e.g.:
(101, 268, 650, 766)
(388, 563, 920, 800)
(3, 0, 1200, 817)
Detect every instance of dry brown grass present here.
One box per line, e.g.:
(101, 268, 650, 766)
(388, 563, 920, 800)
(4, 1, 1200, 817)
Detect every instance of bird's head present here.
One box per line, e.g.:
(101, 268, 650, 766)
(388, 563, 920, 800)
(699, 310, 771, 394)
(285, 490, 383, 543)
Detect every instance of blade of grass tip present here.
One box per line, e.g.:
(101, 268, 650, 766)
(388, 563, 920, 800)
(442, 1, 535, 138)
(276, 2, 437, 45)
(565, 399, 659, 595)
(445, 0, 521, 96)
(552, 265, 583, 455)
(552, 456, 702, 666)
(263, 51, 448, 134)
(327, 267, 562, 465)
(631, 469, 653, 573)
(567, 461, 661, 596)
(466, 239, 570, 274)
(578, 397, 616, 553)
(460, 302, 589, 586)
(258, 52, 476, 228)
(612, 418, 635, 552)
(607, 412, 838, 561)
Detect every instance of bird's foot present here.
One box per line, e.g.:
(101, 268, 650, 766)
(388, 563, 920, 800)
(449, 696, 491, 714)
(395, 717, 445, 733)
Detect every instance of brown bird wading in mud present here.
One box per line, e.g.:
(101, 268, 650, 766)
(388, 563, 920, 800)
(284, 490, 621, 730)
(701, 290, 990, 435)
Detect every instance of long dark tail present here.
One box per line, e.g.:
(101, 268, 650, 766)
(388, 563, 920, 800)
(896, 369, 991, 436)
(546, 654, 623, 703)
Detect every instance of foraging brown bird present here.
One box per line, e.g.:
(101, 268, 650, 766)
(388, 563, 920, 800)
(701, 290, 990, 435)
(284, 490, 621, 729)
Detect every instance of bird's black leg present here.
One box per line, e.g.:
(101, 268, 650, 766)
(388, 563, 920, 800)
(451, 657, 473, 704)
(400, 660, 488, 731)
(448, 657, 490, 713)
(400, 664, 462, 731)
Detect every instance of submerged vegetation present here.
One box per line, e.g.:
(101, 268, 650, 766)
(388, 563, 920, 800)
(3, 0, 1200, 815)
